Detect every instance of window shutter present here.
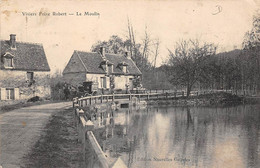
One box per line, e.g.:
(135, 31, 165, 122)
(106, 77, 110, 89)
(0, 88, 6, 100)
(14, 88, 19, 100)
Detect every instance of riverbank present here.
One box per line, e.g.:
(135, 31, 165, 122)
(22, 108, 84, 168)
(146, 92, 248, 107)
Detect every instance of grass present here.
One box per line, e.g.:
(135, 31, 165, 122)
(21, 108, 84, 168)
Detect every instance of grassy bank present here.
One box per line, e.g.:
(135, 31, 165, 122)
(22, 108, 84, 168)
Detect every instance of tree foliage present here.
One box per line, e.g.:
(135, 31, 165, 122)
(167, 39, 216, 96)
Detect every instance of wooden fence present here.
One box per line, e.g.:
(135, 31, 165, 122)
(75, 89, 250, 107)
(74, 107, 127, 168)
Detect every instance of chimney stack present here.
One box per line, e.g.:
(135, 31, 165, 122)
(125, 51, 131, 59)
(100, 47, 106, 58)
(124, 46, 131, 59)
(10, 34, 16, 49)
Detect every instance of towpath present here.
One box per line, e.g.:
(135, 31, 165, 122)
(0, 102, 71, 168)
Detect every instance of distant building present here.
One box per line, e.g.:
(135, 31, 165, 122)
(0, 34, 51, 100)
(63, 47, 142, 91)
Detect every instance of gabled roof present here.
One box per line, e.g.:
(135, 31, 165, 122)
(105, 53, 141, 75)
(0, 40, 50, 71)
(63, 50, 142, 75)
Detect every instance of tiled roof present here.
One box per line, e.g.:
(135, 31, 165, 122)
(105, 53, 142, 75)
(0, 40, 50, 71)
(63, 50, 142, 75)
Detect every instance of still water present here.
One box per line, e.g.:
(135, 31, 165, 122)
(97, 105, 260, 168)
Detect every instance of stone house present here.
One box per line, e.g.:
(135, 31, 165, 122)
(63, 47, 142, 91)
(0, 34, 51, 100)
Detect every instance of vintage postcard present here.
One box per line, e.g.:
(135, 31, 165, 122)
(0, 0, 260, 168)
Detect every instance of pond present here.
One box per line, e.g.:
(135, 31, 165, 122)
(94, 104, 260, 168)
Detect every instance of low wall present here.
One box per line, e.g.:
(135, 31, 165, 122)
(74, 106, 127, 168)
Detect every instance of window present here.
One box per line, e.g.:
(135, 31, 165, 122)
(122, 66, 127, 73)
(4, 57, 13, 68)
(6, 88, 14, 100)
(108, 65, 113, 74)
(27, 72, 35, 86)
(27, 72, 34, 81)
(100, 77, 106, 88)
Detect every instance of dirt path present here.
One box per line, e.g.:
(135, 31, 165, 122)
(0, 102, 72, 168)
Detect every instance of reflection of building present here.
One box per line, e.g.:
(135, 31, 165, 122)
(0, 34, 51, 100)
(63, 47, 142, 90)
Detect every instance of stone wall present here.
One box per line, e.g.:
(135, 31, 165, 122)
(0, 70, 50, 100)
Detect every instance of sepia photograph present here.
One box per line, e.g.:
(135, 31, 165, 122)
(0, 0, 260, 167)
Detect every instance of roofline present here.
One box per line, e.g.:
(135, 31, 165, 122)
(113, 73, 142, 76)
(0, 40, 43, 46)
(128, 58, 142, 74)
(74, 50, 97, 54)
(63, 71, 141, 75)
(63, 71, 88, 75)
(75, 51, 88, 72)
(0, 68, 50, 72)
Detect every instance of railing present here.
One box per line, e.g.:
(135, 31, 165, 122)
(74, 107, 127, 168)
(75, 90, 242, 107)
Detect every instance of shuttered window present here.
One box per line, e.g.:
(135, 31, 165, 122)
(6, 88, 14, 100)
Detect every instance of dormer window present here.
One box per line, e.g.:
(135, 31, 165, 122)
(108, 64, 113, 74)
(118, 62, 128, 74)
(100, 60, 113, 74)
(123, 66, 127, 73)
(4, 58, 13, 68)
(3, 53, 14, 68)
(100, 60, 107, 72)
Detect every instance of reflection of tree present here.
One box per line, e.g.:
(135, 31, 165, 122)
(94, 105, 260, 168)
(242, 105, 260, 167)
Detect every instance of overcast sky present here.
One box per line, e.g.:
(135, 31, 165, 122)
(1, 0, 259, 74)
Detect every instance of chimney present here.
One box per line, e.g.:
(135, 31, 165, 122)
(124, 51, 131, 59)
(100, 47, 106, 58)
(124, 45, 131, 59)
(124, 46, 131, 59)
(10, 34, 16, 49)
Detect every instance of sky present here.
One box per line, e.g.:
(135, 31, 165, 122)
(1, 0, 259, 74)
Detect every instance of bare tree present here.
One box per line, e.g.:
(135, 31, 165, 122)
(127, 17, 137, 63)
(141, 25, 152, 66)
(153, 38, 160, 69)
(167, 39, 216, 97)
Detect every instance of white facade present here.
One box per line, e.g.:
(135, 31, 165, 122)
(85, 73, 134, 90)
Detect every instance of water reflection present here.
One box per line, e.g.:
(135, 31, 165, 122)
(93, 105, 260, 168)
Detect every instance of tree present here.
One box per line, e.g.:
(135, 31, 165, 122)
(167, 39, 216, 97)
(242, 14, 260, 93)
(91, 35, 126, 54)
(90, 18, 163, 90)
(153, 38, 160, 69)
